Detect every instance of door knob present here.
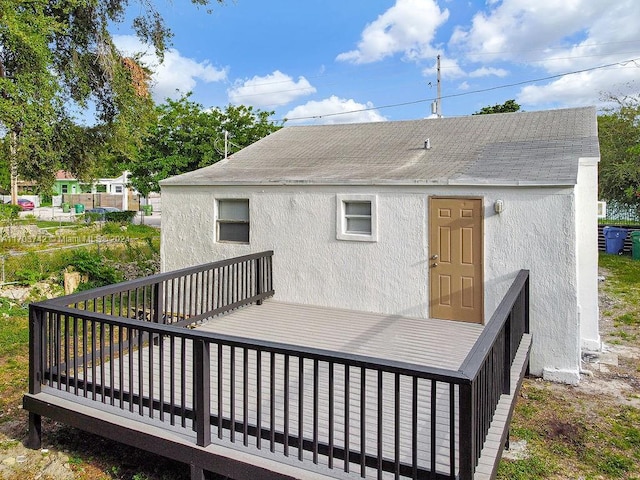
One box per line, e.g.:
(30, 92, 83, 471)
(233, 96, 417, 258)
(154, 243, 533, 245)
(431, 262, 438, 267)
(431, 254, 438, 260)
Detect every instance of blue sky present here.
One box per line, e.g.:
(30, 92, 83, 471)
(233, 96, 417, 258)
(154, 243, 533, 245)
(113, 0, 640, 125)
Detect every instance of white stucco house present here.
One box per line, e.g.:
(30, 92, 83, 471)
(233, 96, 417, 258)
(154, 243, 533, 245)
(160, 107, 600, 385)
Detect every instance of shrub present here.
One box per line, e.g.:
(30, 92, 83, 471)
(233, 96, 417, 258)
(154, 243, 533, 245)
(0, 204, 20, 222)
(70, 249, 123, 289)
(105, 210, 137, 223)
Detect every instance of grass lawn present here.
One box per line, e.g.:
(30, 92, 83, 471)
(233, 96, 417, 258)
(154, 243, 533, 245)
(497, 253, 640, 480)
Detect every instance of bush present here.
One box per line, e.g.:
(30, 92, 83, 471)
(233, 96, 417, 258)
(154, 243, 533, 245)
(70, 249, 123, 289)
(105, 210, 137, 223)
(0, 204, 20, 222)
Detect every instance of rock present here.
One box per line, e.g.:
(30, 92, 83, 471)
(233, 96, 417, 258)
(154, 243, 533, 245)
(2, 457, 16, 466)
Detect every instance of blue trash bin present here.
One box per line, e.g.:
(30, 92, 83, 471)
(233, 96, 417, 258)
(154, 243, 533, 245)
(603, 226, 628, 254)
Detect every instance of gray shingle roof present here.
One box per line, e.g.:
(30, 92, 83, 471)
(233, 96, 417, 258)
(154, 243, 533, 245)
(161, 107, 599, 187)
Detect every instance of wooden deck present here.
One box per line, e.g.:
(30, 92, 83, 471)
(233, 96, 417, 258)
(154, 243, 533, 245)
(24, 253, 531, 480)
(198, 301, 484, 369)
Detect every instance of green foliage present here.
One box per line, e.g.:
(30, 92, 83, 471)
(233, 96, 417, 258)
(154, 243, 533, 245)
(0, 203, 20, 222)
(126, 93, 282, 196)
(0, 0, 225, 189)
(106, 210, 137, 224)
(473, 99, 521, 115)
(69, 249, 123, 289)
(598, 94, 640, 210)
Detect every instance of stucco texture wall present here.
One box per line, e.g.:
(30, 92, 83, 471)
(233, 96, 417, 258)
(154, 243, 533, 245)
(161, 184, 581, 381)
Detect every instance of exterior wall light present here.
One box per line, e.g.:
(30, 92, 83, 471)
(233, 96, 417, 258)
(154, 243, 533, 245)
(494, 199, 505, 214)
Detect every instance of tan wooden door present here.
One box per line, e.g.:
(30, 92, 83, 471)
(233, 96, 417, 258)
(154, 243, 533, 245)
(429, 197, 483, 323)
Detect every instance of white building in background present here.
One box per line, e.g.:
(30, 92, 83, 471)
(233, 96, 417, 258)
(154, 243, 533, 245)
(160, 107, 600, 385)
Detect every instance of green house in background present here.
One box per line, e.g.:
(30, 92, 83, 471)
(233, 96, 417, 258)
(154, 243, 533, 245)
(53, 171, 81, 195)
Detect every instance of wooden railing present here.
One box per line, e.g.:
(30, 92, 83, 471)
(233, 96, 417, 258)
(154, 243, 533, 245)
(458, 269, 530, 478)
(28, 253, 529, 480)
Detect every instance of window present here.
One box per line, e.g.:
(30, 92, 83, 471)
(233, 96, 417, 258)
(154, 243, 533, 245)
(61, 185, 68, 194)
(114, 185, 123, 193)
(217, 199, 250, 243)
(336, 194, 378, 242)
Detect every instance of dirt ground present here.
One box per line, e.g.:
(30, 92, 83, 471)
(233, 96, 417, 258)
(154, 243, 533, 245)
(1, 267, 638, 480)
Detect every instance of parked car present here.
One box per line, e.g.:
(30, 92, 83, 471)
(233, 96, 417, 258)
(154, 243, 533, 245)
(5, 198, 35, 210)
(84, 207, 121, 221)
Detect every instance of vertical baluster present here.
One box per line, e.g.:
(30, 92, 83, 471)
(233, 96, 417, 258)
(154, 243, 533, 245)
(377, 370, 383, 480)
(449, 383, 456, 480)
(158, 333, 164, 421)
(298, 356, 304, 462)
(100, 322, 105, 403)
(344, 365, 350, 473)
(128, 327, 134, 413)
(360, 367, 366, 478)
(243, 348, 249, 446)
(180, 337, 186, 427)
(118, 325, 123, 409)
(431, 380, 437, 476)
(412, 377, 418, 480)
(109, 323, 114, 405)
(91, 320, 97, 400)
(218, 344, 223, 439)
(55, 313, 61, 390)
(170, 336, 175, 425)
(270, 351, 276, 453)
(230, 346, 235, 443)
(394, 373, 400, 480)
(138, 329, 144, 415)
(82, 318, 88, 397)
(284, 354, 290, 457)
(73, 316, 78, 396)
(313, 359, 319, 464)
(328, 361, 334, 469)
(256, 349, 262, 449)
(148, 328, 154, 418)
(64, 315, 69, 391)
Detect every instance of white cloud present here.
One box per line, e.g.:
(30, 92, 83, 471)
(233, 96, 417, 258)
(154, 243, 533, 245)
(458, 81, 470, 91)
(469, 67, 508, 78)
(227, 71, 316, 107)
(448, 0, 640, 107)
(336, 0, 449, 64)
(284, 96, 387, 125)
(113, 35, 227, 101)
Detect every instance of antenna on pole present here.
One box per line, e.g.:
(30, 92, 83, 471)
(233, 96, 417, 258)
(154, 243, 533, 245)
(224, 130, 228, 159)
(430, 55, 442, 118)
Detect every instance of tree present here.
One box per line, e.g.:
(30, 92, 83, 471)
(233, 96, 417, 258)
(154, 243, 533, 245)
(127, 94, 282, 197)
(598, 94, 640, 209)
(0, 0, 223, 201)
(473, 99, 521, 115)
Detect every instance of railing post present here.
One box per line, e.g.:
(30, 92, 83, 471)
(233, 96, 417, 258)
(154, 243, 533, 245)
(524, 274, 530, 334)
(153, 282, 163, 324)
(29, 306, 43, 395)
(27, 306, 43, 449)
(256, 256, 263, 305)
(458, 382, 476, 480)
(194, 339, 211, 447)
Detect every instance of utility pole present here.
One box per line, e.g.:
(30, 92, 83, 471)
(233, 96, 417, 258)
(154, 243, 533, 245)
(10, 130, 18, 205)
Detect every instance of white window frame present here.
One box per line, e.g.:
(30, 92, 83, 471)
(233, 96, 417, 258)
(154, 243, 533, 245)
(336, 194, 378, 242)
(216, 198, 250, 244)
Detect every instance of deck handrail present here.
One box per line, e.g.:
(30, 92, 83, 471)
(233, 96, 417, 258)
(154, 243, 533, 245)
(46, 251, 274, 307)
(457, 269, 530, 478)
(27, 254, 530, 480)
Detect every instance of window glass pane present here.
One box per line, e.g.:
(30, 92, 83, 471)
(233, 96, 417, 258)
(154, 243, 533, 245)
(219, 223, 249, 243)
(346, 217, 371, 234)
(219, 199, 249, 221)
(345, 201, 371, 216)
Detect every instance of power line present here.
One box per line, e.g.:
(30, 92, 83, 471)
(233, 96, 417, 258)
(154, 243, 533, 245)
(277, 57, 640, 122)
